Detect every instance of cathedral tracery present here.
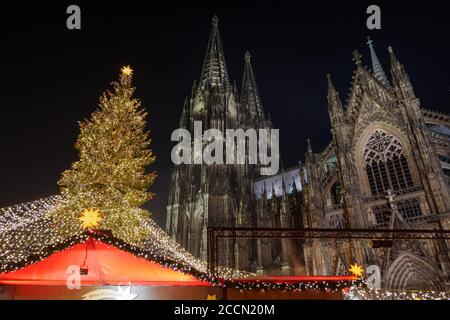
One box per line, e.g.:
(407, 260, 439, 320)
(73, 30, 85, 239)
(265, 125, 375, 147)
(364, 129, 413, 195)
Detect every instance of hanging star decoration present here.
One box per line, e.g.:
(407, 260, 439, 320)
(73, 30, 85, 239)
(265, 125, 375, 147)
(206, 294, 217, 300)
(348, 263, 364, 277)
(121, 65, 133, 76)
(79, 208, 102, 229)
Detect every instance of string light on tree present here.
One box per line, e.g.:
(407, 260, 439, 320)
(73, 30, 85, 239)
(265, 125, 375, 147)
(47, 66, 157, 246)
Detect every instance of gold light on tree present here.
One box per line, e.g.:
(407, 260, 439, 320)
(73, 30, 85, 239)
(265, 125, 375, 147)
(48, 66, 157, 246)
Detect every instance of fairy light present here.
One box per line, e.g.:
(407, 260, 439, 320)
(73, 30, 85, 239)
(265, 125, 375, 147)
(0, 194, 250, 280)
(0, 196, 62, 234)
(6, 202, 447, 298)
(344, 286, 450, 300)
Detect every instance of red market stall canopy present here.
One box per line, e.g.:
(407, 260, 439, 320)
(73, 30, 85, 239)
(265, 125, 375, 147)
(0, 234, 358, 290)
(0, 197, 361, 298)
(0, 238, 212, 286)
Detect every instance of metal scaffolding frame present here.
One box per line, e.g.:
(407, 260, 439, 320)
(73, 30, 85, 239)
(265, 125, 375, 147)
(207, 227, 450, 275)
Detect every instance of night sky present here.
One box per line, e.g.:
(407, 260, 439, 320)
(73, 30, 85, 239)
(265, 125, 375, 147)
(1, 1, 449, 227)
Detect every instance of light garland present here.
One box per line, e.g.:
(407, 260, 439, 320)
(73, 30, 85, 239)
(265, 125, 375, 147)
(3, 199, 449, 299)
(228, 279, 362, 292)
(0, 196, 62, 234)
(0, 195, 249, 280)
(344, 286, 450, 300)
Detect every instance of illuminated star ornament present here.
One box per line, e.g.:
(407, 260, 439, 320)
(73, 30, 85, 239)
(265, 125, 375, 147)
(121, 65, 133, 76)
(79, 208, 102, 229)
(348, 263, 364, 277)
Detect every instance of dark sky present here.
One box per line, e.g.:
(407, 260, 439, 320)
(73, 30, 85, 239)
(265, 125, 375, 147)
(1, 1, 449, 227)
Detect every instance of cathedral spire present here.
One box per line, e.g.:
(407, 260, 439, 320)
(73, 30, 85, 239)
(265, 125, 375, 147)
(271, 183, 277, 200)
(241, 51, 264, 122)
(327, 74, 344, 126)
(366, 37, 391, 88)
(263, 181, 267, 198)
(305, 138, 316, 167)
(388, 46, 400, 67)
(179, 96, 189, 128)
(388, 46, 415, 99)
(306, 139, 314, 158)
(199, 15, 230, 89)
(292, 176, 298, 193)
(266, 113, 273, 129)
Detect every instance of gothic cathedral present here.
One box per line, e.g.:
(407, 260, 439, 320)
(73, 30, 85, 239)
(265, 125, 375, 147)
(166, 16, 450, 289)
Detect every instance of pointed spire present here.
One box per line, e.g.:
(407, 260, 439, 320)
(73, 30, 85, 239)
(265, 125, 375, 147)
(179, 97, 189, 128)
(266, 113, 273, 129)
(388, 46, 402, 81)
(199, 15, 230, 89)
(388, 46, 415, 99)
(281, 175, 289, 199)
(292, 176, 298, 192)
(327, 74, 344, 126)
(271, 183, 277, 199)
(191, 80, 197, 98)
(245, 50, 251, 62)
(307, 138, 313, 154)
(327, 74, 341, 106)
(263, 181, 267, 198)
(305, 139, 316, 167)
(388, 46, 399, 65)
(366, 37, 391, 88)
(241, 51, 264, 122)
(327, 73, 337, 93)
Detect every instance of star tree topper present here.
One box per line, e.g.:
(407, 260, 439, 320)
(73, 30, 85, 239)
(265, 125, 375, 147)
(79, 208, 102, 229)
(121, 65, 133, 76)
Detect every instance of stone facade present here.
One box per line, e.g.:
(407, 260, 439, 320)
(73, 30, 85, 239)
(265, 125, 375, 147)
(166, 17, 450, 288)
(165, 16, 300, 273)
(301, 41, 450, 289)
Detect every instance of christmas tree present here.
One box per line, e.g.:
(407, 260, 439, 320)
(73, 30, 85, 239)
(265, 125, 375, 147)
(49, 66, 156, 246)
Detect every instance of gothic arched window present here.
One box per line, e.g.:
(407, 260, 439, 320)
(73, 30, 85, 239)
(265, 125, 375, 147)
(364, 130, 413, 195)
